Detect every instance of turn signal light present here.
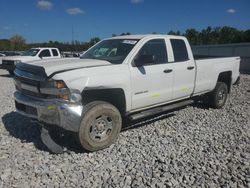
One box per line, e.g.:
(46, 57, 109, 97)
(55, 80, 67, 89)
(58, 94, 69, 100)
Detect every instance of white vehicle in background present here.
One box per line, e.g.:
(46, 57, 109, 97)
(0, 53, 6, 63)
(0, 54, 5, 65)
(79, 51, 86, 57)
(0, 47, 61, 74)
(13, 35, 240, 153)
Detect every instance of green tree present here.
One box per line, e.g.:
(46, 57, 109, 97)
(89, 37, 101, 46)
(218, 26, 242, 44)
(0, 39, 11, 51)
(185, 29, 200, 45)
(10, 35, 26, 51)
(199, 26, 213, 44)
(168, 30, 181, 36)
(243, 30, 250, 42)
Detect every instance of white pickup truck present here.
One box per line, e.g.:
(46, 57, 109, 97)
(13, 35, 240, 152)
(0, 47, 61, 74)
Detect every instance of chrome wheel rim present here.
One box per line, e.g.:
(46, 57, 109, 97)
(89, 115, 113, 142)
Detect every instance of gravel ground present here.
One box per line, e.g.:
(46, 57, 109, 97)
(0, 69, 249, 187)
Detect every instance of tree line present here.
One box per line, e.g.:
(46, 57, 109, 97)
(0, 26, 249, 52)
(0, 36, 101, 52)
(169, 26, 250, 45)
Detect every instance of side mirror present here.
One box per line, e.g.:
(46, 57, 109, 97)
(38, 53, 43, 59)
(134, 55, 155, 67)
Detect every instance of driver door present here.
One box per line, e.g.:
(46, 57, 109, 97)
(130, 39, 174, 110)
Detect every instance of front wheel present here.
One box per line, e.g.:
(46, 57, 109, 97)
(209, 82, 228, 109)
(79, 101, 122, 152)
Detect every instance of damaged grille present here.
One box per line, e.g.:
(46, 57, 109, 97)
(15, 62, 47, 80)
(15, 73, 39, 86)
(14, 63, 49, 99)
(20, 89, 50, 98)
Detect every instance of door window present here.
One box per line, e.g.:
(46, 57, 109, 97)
(52, 49, 59, 56)
(39, 49, 51, 57)
(136, 39, 168, 65)
(170, 39, 189, 62)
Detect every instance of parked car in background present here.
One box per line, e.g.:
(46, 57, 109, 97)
(0, 47, 61, 74)
(62, 52, 80, 58)
(0, 51, 23, 56)
(0, 54, 5, 65)
(13, 35, 240, 152)
(0, 53, 6, 57)
(79, 51, 86, 57)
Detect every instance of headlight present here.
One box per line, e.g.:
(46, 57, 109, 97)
(55, 80, 67, 89)
(40, 80, 69, 99)
(58, 94, 70, 101)
(40, 80, 82, 103)
(69, 90, 82, 103)
(57, 90, 82, 103)
(41, 80, 67, 89)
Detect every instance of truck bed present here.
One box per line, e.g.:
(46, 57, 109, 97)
(193, 55, 231, 60)
(193, 56, 240, 95)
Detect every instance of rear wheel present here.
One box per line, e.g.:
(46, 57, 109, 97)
(79, 101, 122, 151)
(209, 82, 228, 109)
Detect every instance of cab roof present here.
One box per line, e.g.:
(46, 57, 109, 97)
(109, 34, 185, 40)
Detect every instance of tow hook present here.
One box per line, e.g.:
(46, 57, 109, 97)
(40, 124, 66, 154)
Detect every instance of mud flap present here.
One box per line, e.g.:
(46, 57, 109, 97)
(40, 126, 66, 154)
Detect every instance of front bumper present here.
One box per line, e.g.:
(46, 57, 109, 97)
(14, 91, 83, 132)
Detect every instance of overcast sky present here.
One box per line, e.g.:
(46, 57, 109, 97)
(0, 0, 249, 42)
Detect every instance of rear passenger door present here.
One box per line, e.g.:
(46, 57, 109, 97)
(170, 39, 195, 99)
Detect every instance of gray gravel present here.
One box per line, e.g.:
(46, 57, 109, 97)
(0, 69, 249, 187)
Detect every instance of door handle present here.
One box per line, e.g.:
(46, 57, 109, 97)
(187, 66, 195, 70)
(163, 69, 173, 73)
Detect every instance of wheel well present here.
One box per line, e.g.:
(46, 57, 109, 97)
(217, 71, 232, 93)
(82, 88, 126, 115)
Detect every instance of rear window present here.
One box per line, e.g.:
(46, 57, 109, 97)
(52, 49, 59, 56)
(170, 39, 189, 62)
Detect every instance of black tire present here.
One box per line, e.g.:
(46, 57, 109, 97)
(79, 101, 122, 152)
(209, 82, 228, 109)
(8, 70, 14, 75)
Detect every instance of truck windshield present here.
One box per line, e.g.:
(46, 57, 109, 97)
(81, 39, 139, 64)
(22, 49, 40, 56)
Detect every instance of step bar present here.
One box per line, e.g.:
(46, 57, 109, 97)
(129, 99, 194, 121)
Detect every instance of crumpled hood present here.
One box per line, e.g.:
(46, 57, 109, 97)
(24, 58, 113, 76)
(2, 56, 38, 62)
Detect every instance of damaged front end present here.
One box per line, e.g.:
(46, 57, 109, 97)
(13, 63, 83, 153)
(14, 91, 83, 132)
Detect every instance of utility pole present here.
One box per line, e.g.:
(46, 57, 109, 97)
(71, 25, 75, 55)
(72, 25, 74, 45)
